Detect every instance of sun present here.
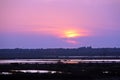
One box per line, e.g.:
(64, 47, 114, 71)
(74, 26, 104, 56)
(59, 28, 88, 39)
(64, 30, 80, 38)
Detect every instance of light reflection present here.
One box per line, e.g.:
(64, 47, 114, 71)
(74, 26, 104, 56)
(103, 71, 109, 74)
(0, 59, 120, 64)
(0, 72, 12, 75)
(11, 70, 62, 74)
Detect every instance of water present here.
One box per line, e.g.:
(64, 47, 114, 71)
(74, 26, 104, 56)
(0, 70, 63, 75)
(1, 59, 120, 80)
(11, 70, 62, 74)
(0, 59, 58, 64)
(0, 59, 120, 64)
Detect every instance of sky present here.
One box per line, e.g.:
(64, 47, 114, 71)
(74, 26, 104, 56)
(0, 0, 120, 48)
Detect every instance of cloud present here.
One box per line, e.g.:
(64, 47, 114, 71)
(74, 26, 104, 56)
(66, 39, 78, 45)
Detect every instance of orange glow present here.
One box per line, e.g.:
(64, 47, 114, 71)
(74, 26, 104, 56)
(64, 30, 80, 38)
(60, 28, 87, 38)
(58, 28, 89, 44)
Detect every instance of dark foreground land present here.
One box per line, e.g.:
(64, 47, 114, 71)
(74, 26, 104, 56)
(0, 63, 120, 80)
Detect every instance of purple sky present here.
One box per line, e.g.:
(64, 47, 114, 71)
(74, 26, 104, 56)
(0, 0, 120, 48)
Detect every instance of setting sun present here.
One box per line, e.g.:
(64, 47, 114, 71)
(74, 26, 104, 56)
(63, 30, 80, 38)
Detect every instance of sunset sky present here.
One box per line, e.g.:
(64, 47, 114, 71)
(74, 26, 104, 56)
(0, 0, 120, 48)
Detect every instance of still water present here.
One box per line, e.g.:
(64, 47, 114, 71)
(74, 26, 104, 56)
(0, 59, 120, 76)
(0, 59, 120, 64)
(0, 70, 63, 75)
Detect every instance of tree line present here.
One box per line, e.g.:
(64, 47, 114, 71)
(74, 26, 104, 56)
(0, 47, 120, 59)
